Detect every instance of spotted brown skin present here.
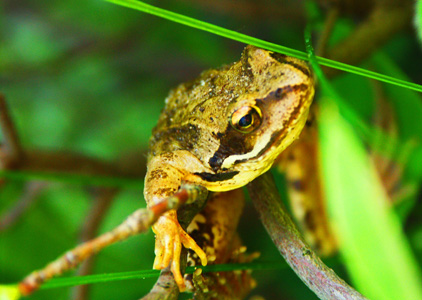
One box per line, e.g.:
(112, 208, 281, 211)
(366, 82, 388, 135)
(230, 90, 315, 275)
(277, 117, 338, 256)
(185, 190, 257, 299)
(144, 45, 315, 291)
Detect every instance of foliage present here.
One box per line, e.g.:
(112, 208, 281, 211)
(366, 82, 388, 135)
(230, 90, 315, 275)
(1, 1, 422, 300)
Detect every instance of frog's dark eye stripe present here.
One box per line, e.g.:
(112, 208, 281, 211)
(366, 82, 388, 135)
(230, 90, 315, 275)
(230, 106, 262, 133)
(274, 88, 283, 98)
(269, 52, 311, 77)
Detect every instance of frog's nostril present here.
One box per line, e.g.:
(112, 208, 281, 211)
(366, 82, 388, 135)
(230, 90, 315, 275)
(275, 88, 283, 98)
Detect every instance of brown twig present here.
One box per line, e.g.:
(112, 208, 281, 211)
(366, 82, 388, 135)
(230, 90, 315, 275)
(315, 7, 339, 57)
(247, 172, 368, 300)
(180, 0, 304, 21)
(140, 267, 180, 300)
(324, 0, 413, 78)
(71, 188, 118, 300)
(0, 94, 23, 167)
(0, 181, 47, 232)
(18, 184, 208, 296)
(0, 96, 147, 182)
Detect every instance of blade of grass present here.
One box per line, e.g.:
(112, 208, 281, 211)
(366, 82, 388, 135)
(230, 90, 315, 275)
(370, 52, 422, 216)
(40, 261, 287, 289)
(0, 285, 20, 300)
(306, 26, 422, 300)
(416, 0, 422, 44)
(105, 0, 422, 93)
(371, 52, 422, 141)
(0, 170, 142, 188)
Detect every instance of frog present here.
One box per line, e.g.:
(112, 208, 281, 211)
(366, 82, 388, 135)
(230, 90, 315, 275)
(184, 189, 258, 299)
(0, 45, 315, 299)
(144, 45, 315, 291)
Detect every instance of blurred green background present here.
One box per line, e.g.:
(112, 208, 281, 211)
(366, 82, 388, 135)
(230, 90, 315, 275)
(1, 0, 421, 299)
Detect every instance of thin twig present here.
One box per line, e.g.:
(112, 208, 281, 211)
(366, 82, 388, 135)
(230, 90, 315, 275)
(71, 188, 118, 300)
(324, 1, 413, 78)
(140, 267, 180, 300)
(247, 172, 368, 300)
(315, 7, 339, 57)
(0, 181, 47, 232)
(17, 184, 208, 296)
(0, 94, 23, 166)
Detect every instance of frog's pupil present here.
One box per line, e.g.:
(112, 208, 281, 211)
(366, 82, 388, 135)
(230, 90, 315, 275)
(239, 114, 252, 127)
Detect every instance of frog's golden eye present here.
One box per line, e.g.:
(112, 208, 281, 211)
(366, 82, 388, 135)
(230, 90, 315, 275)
(230, 106, 262, 133)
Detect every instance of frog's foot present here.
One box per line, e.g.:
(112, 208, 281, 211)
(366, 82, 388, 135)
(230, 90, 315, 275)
(152, 210, 207, 291)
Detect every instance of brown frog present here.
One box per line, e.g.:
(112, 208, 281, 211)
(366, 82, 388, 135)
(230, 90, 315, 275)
(144, 45, 315, 290)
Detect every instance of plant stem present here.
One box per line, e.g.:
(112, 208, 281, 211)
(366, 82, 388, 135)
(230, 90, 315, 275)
(247, 172, 368, 300)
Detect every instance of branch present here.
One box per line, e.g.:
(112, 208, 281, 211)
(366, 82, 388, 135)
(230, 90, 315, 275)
(71, 188, 118, 300)
(324, 1, 413, 78)
(17, 184, 208, 296)
(140, 268, 180, 300)
(247, 172, 368, 300)
(0, 181, 46, 232)
(0, 94, 23, 166)
(315, 7, 339, 57)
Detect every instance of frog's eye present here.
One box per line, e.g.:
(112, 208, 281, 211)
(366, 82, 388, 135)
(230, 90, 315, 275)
(230, 106, 262, 133)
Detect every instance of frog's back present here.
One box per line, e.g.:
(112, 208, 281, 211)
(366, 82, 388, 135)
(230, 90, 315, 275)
(148, 61, 249, 160)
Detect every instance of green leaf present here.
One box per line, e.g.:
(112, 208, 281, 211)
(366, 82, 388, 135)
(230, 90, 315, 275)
(305, 27, 422, 300)
(0, 285, 21, 300)
(318, 97, 422, 300)
(415, 0, 422, 45)
(371, 52, 422, 141)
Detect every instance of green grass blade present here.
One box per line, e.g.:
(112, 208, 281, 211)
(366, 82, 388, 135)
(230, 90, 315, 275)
(318, 98, 422, 300)
(416, 0, 422, 44)
(0, 285, 20, 300)
(306, 26, 422, 300)
(371, 52, 422, 141)
(0, 170, 142, 188)
(371, 51, 422, 198)
(40, 261, 287, 289)
(105, 0, 422, 93)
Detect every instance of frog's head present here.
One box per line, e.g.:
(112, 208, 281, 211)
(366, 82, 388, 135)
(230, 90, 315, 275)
(201, 46, 314, 190)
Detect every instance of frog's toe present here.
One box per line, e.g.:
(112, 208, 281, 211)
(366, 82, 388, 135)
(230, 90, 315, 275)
(180, 229, 207, 266)
(160, 235, 175, 270)
(170, 232, 185, 291)
(152, 212, 207, 291)
(152, 226, 176, 270)
(153, 237, 165, 269)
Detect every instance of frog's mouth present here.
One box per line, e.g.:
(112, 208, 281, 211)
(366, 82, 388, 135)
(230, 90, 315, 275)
(194, 171, 240, 182)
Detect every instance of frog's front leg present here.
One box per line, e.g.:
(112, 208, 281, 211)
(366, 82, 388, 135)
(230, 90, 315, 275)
(144, 153, 209, 291)
(152, 209, 207, 288)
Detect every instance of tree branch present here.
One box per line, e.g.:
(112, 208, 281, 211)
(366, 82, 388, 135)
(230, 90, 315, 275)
(0, 94, 23, 166)
(247, 172, 368, 300)
(17, 184, 208, 296)
(0, 181, 46, 232)
(324, 1, 413, 78)
(71, 188, 118, 300)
